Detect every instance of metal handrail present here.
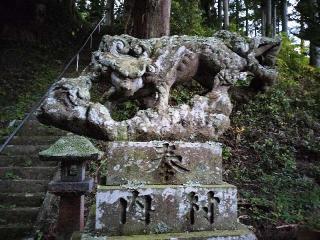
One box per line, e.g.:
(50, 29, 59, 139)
(0, 15, 106, 154)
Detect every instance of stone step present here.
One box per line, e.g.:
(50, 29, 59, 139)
(0, 155, 57, 167)
(0, 207, 39, 224)
(0, 145, 49, 155)
(0, 167, 57, 180)
(8, 135, 62, 145)
(0, 193, 45, 207)
(18, 121, 67, 136)
(0, 224, 33, 240)
(0, 179, 49, 193)
(1, 120, 66, 140)
(15, 119, 47, 128)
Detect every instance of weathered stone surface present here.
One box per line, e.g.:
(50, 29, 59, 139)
(101, 141, 222, 185)
(96, 184, 237, 235)
(37, 31, 281, 141)
(48, 178, 94, 195)
(39, 135, 103, 162)
(79, 229, 256, 240)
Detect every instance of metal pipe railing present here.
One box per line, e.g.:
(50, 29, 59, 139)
(0, 15, 106, 154)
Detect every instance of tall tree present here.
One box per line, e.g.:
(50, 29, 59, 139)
(281, 0, 288, 34)
(200, 0, 212, 25)
(272, 0, 277, 37)
(310, 43, 320, 67)
(235, 0, 240, 31)
(124, 0, 171, 38)
(265, 0, 272, 37)
(308, 0, 320, 67)
(244, 0, 249, 35)
(297, 0, 320, 67)
(211, 0, 218, 28)
(218, 0, 223, 29)
(223, 0, 229, 30)
(105, 0, 115, 27)
(261, 2, 266, 36)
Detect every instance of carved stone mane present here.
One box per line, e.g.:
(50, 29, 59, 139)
(37, 31, 281, 141)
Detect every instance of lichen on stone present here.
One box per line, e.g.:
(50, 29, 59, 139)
(37, 31, 281, 142)
(39, 135, 103, 161)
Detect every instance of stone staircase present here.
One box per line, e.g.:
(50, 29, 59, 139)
(0, 117, 66, 239)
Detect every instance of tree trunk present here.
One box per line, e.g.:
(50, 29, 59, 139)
(211, 0, 217, 26)
(300, 15, 305, 53)
(223, 0, 229, 30)
(265, 0, 272, 37)
(310, 43, 320, 67)
(218, 0, 223, 29)
(277, 11, 280, 34)
(309, 0, 320, 67)
(300, 39, 305, 54)
(281, 0, 288, 34)
(125, 0, 171, 38)
(124, 0, 134, 34)
(235, 0, 240, 31)
(272, 1, 276, 37)
(64, 0, 76, 19)
(245, 1, 249, 36)
(201, 0, 211, 25)
(261, 3, 266, 36)
(105, 0, 115, 26)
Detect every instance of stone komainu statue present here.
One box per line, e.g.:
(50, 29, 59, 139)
(37, 31, 281, 141)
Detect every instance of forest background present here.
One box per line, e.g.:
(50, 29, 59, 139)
(0, 1, 319, 239)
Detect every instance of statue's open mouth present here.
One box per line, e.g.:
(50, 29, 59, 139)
(110, 72, 144, 96)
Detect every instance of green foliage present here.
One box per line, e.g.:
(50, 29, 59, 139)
(24, 159, 33, 167)
(171, 0, 214, 36)
(35, 230, 44, 240)
(224, 36, 320, 233)
(170, 80, 206, 105)
(111, 100, 140, 121)
(76, 0, 105, 22)
(277, 34, 309, 76)
(0, 66, 58, 121)
(3, 171, 20, 180)
(170, 86, 193, 105)
(222, 146, 233, 161)
(0, 126, 13, 141)
(0, 204, 16, 209)
(0, 42, 78, 139)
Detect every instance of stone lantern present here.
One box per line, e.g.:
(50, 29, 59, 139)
(39, 135, 102, 238)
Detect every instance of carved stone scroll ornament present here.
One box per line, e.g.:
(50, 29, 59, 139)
(37, 31, 281, 141)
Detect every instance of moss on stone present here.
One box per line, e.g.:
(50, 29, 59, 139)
(114, 125, 129, 141)
(39, 135, 103, 160)
(97, 183, 234, 190)
(80, 228, 253, 240)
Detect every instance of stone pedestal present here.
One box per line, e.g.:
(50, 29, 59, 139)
(101, 141, 223, 185)
(58, 195, 85, 233)
(81, 141, 256, 240)
(96, 184, 237, 235)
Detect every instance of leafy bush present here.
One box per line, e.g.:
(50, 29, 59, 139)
(171, 0, 214, 36)
(111, 100, 140, 121)
(223, 35, 320, 235)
